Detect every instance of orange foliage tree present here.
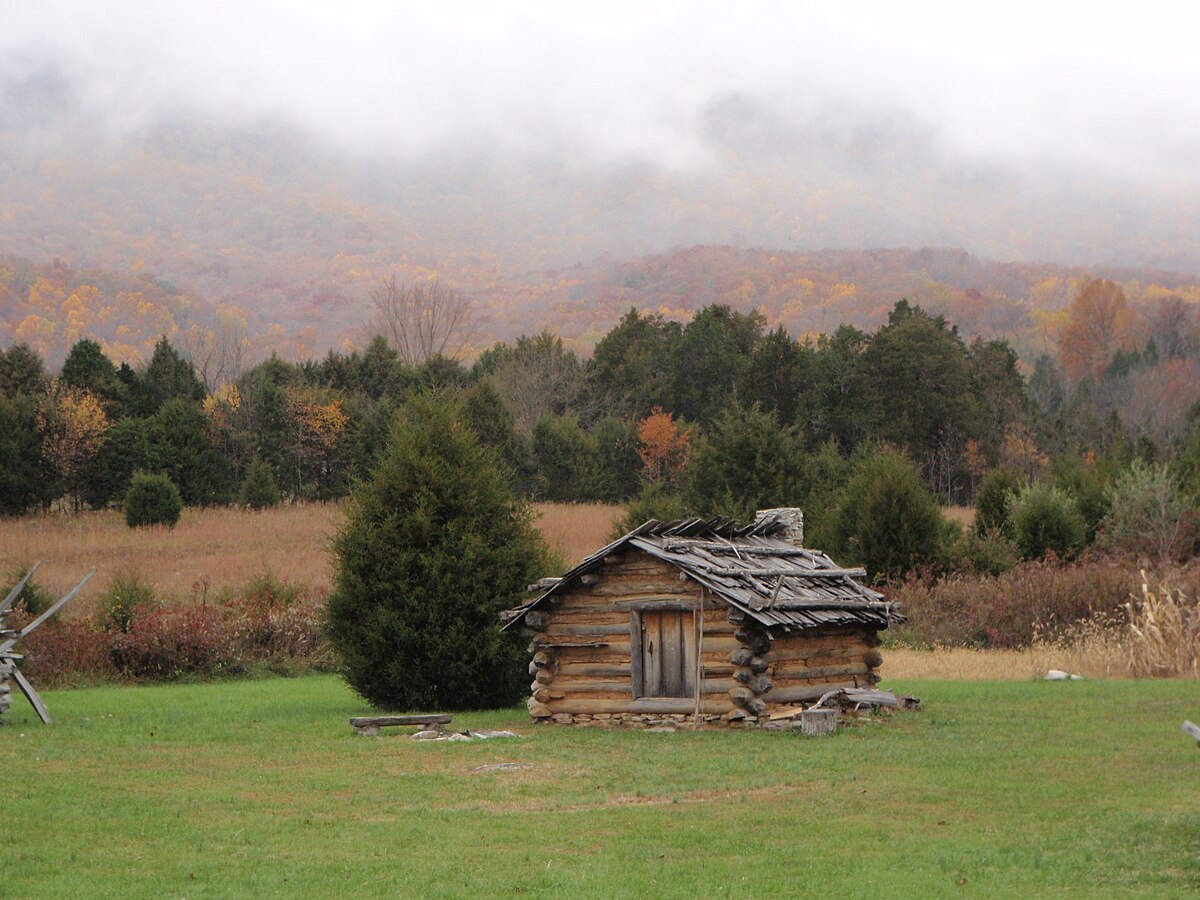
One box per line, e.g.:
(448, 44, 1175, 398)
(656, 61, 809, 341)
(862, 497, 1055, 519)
(636, 406, 690, 484)
(1058, 278, 1141, 382)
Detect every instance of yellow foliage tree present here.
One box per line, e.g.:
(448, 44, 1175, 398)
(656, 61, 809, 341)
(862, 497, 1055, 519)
(37, 379, 109, 511)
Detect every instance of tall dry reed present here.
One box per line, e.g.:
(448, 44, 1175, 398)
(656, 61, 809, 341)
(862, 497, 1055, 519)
(1126, 573, 1200, 678)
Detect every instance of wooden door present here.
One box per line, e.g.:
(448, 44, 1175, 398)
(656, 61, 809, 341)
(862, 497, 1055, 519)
(637, 609, 697, 698)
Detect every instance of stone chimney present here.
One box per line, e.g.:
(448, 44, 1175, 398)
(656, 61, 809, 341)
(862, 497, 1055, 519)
(754, 507, 803, 546)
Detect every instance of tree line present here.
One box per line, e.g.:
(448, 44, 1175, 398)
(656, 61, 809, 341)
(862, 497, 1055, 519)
(2, 284, 1199, 578)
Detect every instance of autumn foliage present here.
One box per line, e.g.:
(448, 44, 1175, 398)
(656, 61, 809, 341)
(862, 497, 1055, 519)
(637, 406, 690, 483)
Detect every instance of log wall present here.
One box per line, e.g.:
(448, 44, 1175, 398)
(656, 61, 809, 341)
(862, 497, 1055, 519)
(522, 550, 885, 726)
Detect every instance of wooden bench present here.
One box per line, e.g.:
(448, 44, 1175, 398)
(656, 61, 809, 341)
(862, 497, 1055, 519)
(350, 714, 452, 736)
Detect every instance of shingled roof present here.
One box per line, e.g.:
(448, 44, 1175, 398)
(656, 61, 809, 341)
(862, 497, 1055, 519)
(504, 515, 902, 633)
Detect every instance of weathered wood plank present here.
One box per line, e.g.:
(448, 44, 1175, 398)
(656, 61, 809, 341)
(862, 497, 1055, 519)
(629, 611, 644, 699)
(770, 663, 869, 682)
(11, 666, 51, 724)
(584, 580, 695, 597)
(666, 610, 688, 696)
(550, 677, 739, 696)
(765, 642, 870, 664)
(349, 715, 452, 727)
(542, 622, 636, 636)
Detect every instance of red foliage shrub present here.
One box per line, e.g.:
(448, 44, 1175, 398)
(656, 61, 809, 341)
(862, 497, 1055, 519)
(109, 603, 244, 679)
(11, 611, 117, 686)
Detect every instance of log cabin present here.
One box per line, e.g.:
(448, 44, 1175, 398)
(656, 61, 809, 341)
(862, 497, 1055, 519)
(502, 509, 902, 727)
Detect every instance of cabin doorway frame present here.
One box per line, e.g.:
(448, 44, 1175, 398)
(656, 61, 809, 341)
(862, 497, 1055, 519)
(630, 601, 700, 699)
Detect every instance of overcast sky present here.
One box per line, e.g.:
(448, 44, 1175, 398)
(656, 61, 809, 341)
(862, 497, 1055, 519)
(5, 1, 1200, 181)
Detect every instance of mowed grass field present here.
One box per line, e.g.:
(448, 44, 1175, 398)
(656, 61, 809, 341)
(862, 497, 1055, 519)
(0, 502, 623, 612)
(1, 675, 1197, 897)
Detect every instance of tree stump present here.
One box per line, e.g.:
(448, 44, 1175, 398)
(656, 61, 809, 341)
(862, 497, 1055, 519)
(796, 708, 838, 736)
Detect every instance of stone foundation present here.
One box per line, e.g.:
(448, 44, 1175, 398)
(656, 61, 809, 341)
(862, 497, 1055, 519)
(533, 711, 761, 728)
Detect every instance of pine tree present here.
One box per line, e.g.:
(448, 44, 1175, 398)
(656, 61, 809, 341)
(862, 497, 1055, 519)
(238, 458, 282, 509)
(325, 393, 552, 710)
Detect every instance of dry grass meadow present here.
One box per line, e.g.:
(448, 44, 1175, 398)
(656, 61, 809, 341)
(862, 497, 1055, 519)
(0, 501, 623, 614)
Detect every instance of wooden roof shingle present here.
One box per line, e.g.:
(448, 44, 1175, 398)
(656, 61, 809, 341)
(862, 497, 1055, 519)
(503, 515, 903, 633)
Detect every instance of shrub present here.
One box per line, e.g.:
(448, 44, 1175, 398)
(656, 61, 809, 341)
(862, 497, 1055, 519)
(974, 467, 1022, 536)
(890, 554, 1136, 648)
(238, 459, 282, 509)
(833, 446, 948, 581)
(1050, 454, 1113, 543)
(947, 528, 1020, 577)
(225, 584, 331, 668)
(1009, 482, 1085, 560)
(124, 471, 182, 528)
(9, 609, 116, 686)
(325, 393, 553, 710)
(240, 569, 303, 607)
(98, 568, 154, 632)
(2, 563, 55, 616)
(109, 603, 243, 679)
(1098, 459, 1191, 564)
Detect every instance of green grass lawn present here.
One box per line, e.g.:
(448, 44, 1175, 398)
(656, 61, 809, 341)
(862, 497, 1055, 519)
(1, 676, 1198, 898)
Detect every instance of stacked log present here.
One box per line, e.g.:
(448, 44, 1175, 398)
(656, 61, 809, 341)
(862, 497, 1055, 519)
(517, 552, 889, 727)
(727, 611, 772, 718)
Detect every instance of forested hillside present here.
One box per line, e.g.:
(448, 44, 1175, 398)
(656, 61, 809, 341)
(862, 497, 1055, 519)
(6, 77, 1200, 367)
(6, 246, 1200, 372)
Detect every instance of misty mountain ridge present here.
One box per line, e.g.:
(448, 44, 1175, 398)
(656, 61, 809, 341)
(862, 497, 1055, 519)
(4, 61, 1200, 367)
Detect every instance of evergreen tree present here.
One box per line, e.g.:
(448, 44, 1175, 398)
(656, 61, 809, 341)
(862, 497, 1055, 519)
(974, 467, 1022, 536)
(1008, 482, 1086, 560)
(325, 393, 551, 710)
(82, 417, 152, 508)
(586, 308, 682, 419)
(590, 416, 641, 502)
(238, 458, 282, 509)
(670, 305, 765, 425)
(859, 301, 979, 468)
(138, 336, 205, 415)
(0, 343, 47, 398)
(0, 393, 50, 514)
(833, 445, 949, 581)
(147, 399, 227, 505)
(683, 403, 807, 522)
(531, 413, 602, 501)
(124, 472, 183, 528)
(737, 326, 812, 427)
(462, 379, 526, 484)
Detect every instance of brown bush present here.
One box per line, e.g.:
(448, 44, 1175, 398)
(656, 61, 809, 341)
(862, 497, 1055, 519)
(10, 574, 334, 686)
(890, 553, 1161, 648)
